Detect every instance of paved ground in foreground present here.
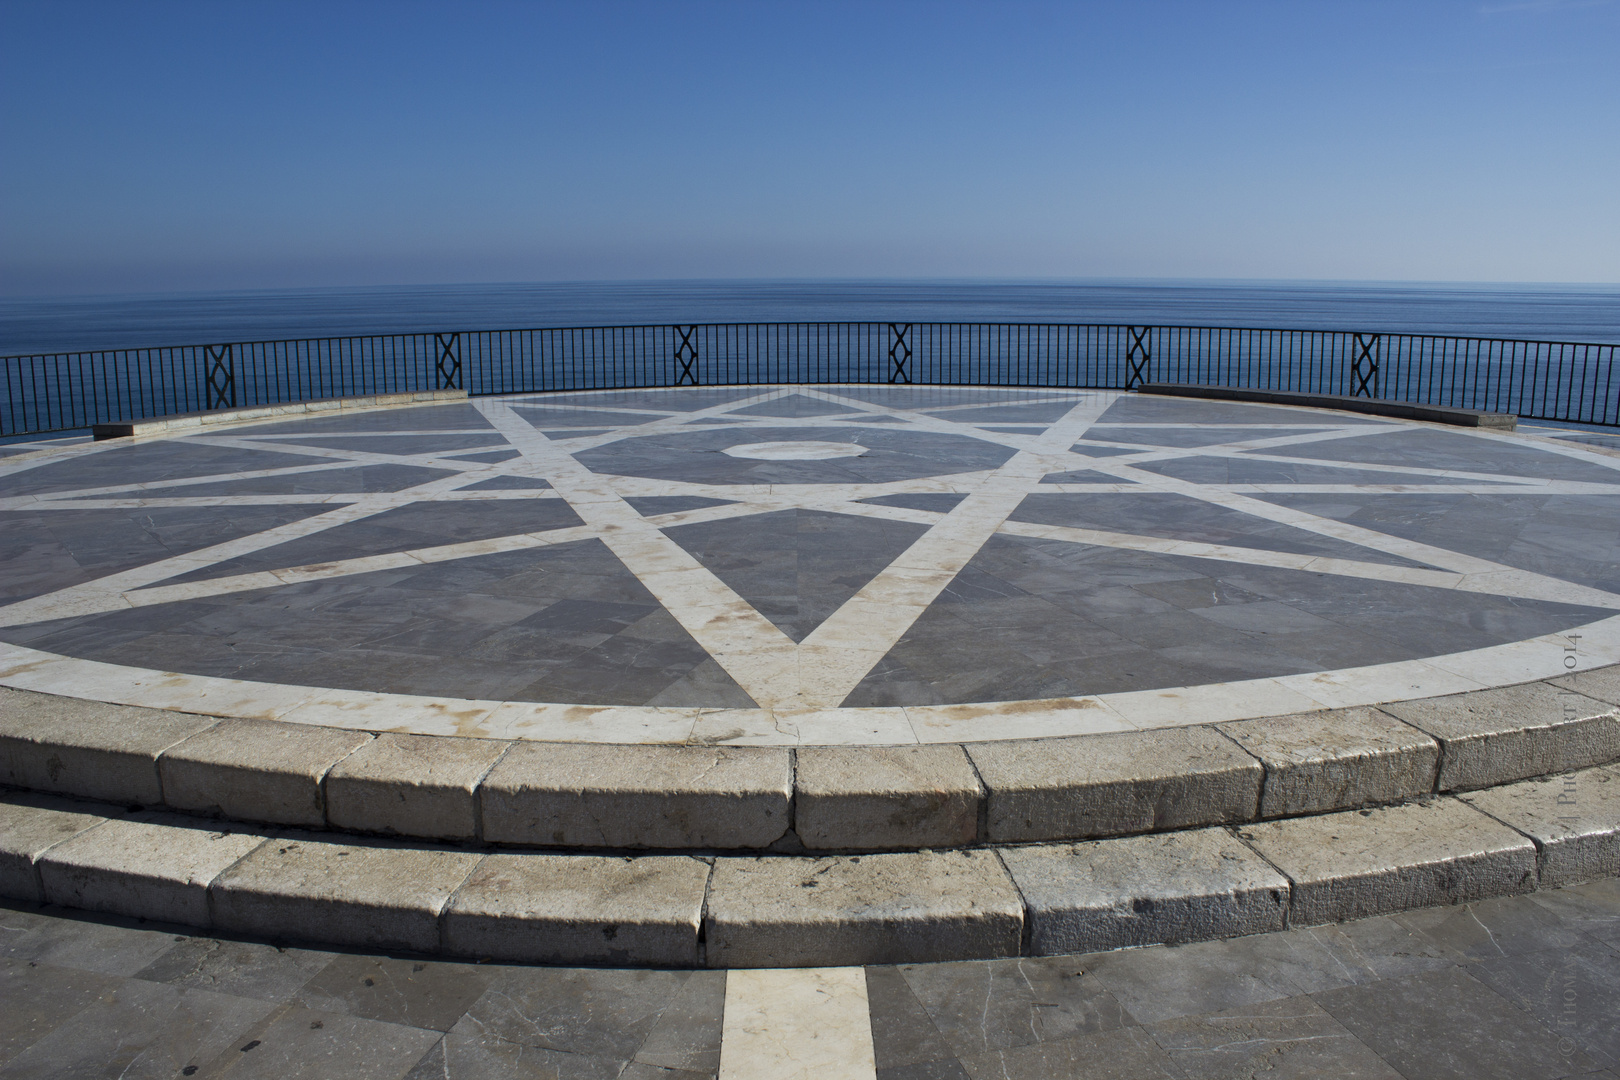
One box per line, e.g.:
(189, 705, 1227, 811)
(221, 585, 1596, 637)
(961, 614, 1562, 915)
(0, 879, 1615, 1080)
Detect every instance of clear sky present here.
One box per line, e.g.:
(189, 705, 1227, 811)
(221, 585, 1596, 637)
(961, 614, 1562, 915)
(2, 0, 1617, 294)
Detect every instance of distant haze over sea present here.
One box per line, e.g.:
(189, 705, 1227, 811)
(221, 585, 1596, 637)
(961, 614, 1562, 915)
(2, 279, 1618, 357)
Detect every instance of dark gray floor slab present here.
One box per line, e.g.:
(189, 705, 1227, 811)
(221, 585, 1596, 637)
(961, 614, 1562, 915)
(530, 388, 756, 412)
(1393, 894, 1592, 962)
(954, 1026, 1182, 1080)
(539, 427, 612, 439)
(3, 539, 756, 707)
(1282, 427, 1620, 483)
(1083, 424, 1325, 448)
(866, 966, 970, 1079)
(859, 492, 968, 513)
(189, 1002, 442, 1080)
(442, 448, 520, 463)
(1129, 454, 1504, 486)
(456, 474, 552, 490)
(1221, 911, 1460, 993)
(242, 433, 508, 455)
(0, 905, 188, 976)
(1312, 967, 1599, 1079)
(1143, 996, 1402, 1079)
(0, 504, 335, 605)
(156, 498, 586, 584)
(134, 935, 337, 1003)
(1067, 444, 1142, 458)
(1260, 491, 1620, 593)
(232, 403, 495, 434)
(732, 393, 862, 417)
(1098, 395, 1380, 426)
(5, 442, 337, 497)
(293, 953, 496, 1032)
(926, 401, 1079, 424)
(575, 425, 1016, 485)
(1038, 469, 1135, 483)
(512, 406, 668, 427)
(0, 957, 119, 1065)
(666, 508, 927, 641)
(135, 463, 457, 497)
(1009, 491, 1438, 568)
(1467, 939, 1620, 1069)
(623, 495, 739, 515)
(830, 387, 1063, 408)
(1076, 935, 1307, 1025)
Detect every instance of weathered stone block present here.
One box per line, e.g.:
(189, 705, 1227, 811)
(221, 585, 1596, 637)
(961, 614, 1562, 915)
(325, 733, 508, 841)
(1459, 765, 1620, 888)
(1219, 707, 1438, 817)
(1238, 797, 1537, 925)
(38, 814, 265, 925)
(0, 688, 218, 804)
(0, 795, 107, 902)
(795, 745, 981, 850)
(442, 853, 710, 966)
(159, 720, 371, 826)
(1381, 684, 1620, 790)
(209, 835, 481, 952)
(967, 727, 1261, 842)
(1002, 828, 1289, 954)
(479, 743, 790, 848)
(705, 850, 1023, 967)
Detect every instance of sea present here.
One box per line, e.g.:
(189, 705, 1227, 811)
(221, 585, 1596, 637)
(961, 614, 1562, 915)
(3, 279, 1619, 357)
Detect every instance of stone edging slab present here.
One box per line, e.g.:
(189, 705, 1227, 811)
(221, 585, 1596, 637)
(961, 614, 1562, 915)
(89, 388, 468, 440)
(2, 764, 1614, 967)
(3, 670, 1618, 852)
(1138, 382, 1518, 429)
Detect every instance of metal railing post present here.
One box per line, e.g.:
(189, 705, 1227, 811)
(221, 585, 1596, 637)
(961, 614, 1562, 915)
(673, 326, 699, 385)
(1350, 333, 1380, 398)
(888, 323, 913, 384)
(203, 344, 236, 410)
(1124, 326, 1151, 388)
(434, 332, 462, 390)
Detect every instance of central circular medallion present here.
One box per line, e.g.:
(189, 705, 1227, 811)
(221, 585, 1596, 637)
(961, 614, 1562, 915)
(721, 440, 867, 461)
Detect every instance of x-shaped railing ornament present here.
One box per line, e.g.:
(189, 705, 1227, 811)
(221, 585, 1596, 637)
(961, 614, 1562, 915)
(1124, 326, 1151, 388)
(1350, 333, 1380, 398)
(888, 323, 913, 384)
(434, 333, 462, 391)
(203, 344, 236, 410)
(674, 326, 700, 385)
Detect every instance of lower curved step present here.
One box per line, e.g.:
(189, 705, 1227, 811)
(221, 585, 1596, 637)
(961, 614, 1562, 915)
(4, 764, 1616, 968)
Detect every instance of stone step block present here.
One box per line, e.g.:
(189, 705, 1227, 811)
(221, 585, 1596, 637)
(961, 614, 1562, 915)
(325, 733, 509, 841)
(159, 719, 372, 827)
(37, 813, 266, 925)
(1381, 684, 1620, 791)
(0, 795, 107, 902)
(794, 744, 981, 850)
(479, 742, 790, 849)
(704, 850, 1023, 967)
(967, 727, 1261, 843)
(1237, 797, 1538, 926)
(1002, 827, 1289, 954)
(442, 853, 710, 967)
(208, 835, 483, 952)
(1458, 764, 1620, 888)
(0, 687, 219, 805)
(1219, 707, 1438, 817)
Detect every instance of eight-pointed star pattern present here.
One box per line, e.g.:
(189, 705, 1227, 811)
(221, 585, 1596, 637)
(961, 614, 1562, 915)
(3, 385, 1620, 745)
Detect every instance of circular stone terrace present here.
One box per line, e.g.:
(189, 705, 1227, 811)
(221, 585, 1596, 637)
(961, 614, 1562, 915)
(3, 383, 1620, 743)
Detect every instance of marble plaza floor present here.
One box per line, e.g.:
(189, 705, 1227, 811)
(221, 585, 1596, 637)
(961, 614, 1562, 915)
(3, 385, 1620, 743)
(2, 879, 1617, 1080)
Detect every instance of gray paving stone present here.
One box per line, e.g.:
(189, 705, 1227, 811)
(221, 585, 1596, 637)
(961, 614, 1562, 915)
(1143, 996, 1403, 1080)
(133, 935, 336, 1003)
(37, 814, 265, 926)
(189, 1002, 443, 1080)
(0, 956, 119, 1065)
(159, 719, 372, 827)
(1218, 706, 1439, 816)
(1467, 938, 1620, 1070)
(442, 853, 709, 966)
(1393, 893, 1589, 962)
(1312, 967, 1600, 1079)
(1459, 764, 1620, 888)
(479, 742, 790, 848)
(293, 953, 495, 1032)
(953, 1026, 1182, 1080)
(324, 733, 509, 841)
(1238, 797, 1539, 926)
(1381, 684, 1620, 791)
(1002, 827, 1289, 954)
(0, 795, 107, 902)
(208, 836, 482, 953)
(866, 965, 974, 1075)
(0, 688, 219, 805)
(794, 745, 981, 850)
(967, 727, 1262, 842)
(0, 902, 182, 976)
(704, 850, 1023, 967)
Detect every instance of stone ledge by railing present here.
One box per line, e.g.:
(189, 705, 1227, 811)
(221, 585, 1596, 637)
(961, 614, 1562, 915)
(90, 388, 467, 440)
(1138, 382, 1518, 429)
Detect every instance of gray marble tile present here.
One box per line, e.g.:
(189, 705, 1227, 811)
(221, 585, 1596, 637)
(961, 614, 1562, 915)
(293, 954, 496, 1032)
(148, 463, 457, 497)
(733, 394, 862, 417)
(926, 402, 1077, 424)
(857, 493, 967, 513)
(0, 906, 183, 976)
(1079, 937, 1307, 1025)
(1222, 913, 1459, 993)
(1394, 895, 1592, 962)
(954, 1026, 1182, 1080)
(1280, 427, 1620, 483)
(254, 433, 508, 455)
(1097, 395, 1376, 426)
(1313, 968, 1598, 1080)
(0, 957, 119, 1065)
(233, 404, 493, 434)
(1144, 995, 1402, 1079)
(865, 966, 965, 1074)
(1467, 939, 1620, 1069)
(623, 496, 737, 515)
(512, 406, 667, 427)
(1084, 425, 1324, 448)
(194, 1003, 441, 1080)
(5, 441, 333, 497)
(134, 935, 336, 1003)
(458, 475, 552, 491)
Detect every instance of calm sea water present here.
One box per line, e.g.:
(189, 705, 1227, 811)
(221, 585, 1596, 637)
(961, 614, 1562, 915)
(3, 279, 1618, 357)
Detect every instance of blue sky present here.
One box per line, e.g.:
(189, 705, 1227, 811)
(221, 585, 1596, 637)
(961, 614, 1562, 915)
(2, 0, 1617, 294)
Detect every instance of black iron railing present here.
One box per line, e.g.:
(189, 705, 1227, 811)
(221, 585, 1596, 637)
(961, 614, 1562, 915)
(4, 322, 1618, 436)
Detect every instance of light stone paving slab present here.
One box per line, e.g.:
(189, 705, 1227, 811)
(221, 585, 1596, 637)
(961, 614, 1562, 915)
(1458, 764, 1620, 888)
(441, 852, 710, 966)
(719, 967, 877, 1080)
(36, 813, 266, 925)
(967, 727, 1262, 842)
(0, 687, 219, 804)
(158, 719, 372, 826)
(479, 742, 790, 849)
(1218, 707, 1439, 817)
(1000, 827, 1290, 953)
(324, 733, 509, 841)
(1380, 683, 1620, 790)
(0, 795, 107, 902)
(208, 835, 482, 952)
(1237, 797, 1539, 926)
(794, 745, 981, 850)
(704, 850, 1023, 967)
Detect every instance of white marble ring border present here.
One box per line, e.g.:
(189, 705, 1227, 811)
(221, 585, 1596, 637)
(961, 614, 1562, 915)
(0, 612, 1612, 745)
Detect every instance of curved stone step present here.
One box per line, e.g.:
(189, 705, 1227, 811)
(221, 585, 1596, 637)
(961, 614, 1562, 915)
(3, 675, 1618, 853)
(4, 764, 1616, 968)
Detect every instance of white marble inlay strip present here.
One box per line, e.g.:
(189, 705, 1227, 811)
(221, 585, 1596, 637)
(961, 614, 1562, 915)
(719, 967, 876, 1080)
